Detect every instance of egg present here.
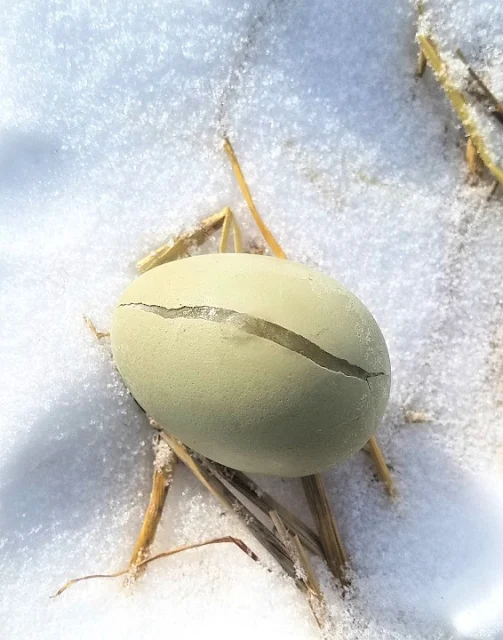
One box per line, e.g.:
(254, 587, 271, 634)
(111, 253, 390, 477)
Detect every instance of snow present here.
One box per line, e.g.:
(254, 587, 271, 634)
(1, 0, 503, 639)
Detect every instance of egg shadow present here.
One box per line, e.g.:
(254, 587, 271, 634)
(0, 376, 153, 564)
(320, 425, 503, 638)
(0, 128, 68, 195)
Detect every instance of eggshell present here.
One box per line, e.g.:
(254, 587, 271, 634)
(111, 253, 390, 477)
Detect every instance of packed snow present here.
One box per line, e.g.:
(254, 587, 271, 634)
(1, 1, 503, 639)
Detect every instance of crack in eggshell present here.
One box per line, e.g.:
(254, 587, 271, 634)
(119, 302, 387, 382)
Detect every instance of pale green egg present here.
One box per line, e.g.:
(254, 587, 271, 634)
(111, 253, 390, 477)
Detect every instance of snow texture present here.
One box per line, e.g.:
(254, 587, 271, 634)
(1, 1, 503, 639)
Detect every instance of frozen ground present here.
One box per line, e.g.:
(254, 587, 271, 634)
(1, 1, 503, 638)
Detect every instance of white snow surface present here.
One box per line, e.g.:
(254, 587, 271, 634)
(1, 1, 503, 639)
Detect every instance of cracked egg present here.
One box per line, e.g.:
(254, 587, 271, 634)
(111, 252, 390, 477)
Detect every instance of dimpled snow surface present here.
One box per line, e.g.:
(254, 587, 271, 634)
(1, 1, 503, 639)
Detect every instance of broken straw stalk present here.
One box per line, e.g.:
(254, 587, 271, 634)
(127, 433, 177, 577)
(269, 509, 327, 629)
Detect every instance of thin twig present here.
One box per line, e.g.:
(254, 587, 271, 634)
(293, 536, 329, 631)
(219, 207, 243, 254)
(53, 536, 258, 598)
(302, 475, 349, 585)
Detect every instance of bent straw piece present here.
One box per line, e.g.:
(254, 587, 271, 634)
(466, 136, 483, 179)
(219, 207, 233, 253)
(53, 536, 257, 598)
(231, 213, 244, 253)
(223, 137, 287, 259)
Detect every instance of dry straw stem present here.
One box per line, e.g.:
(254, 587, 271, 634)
(270, 510, 327, 630)
(367, 436, 397, 498)
(158, 430, 304, 589)
(465, 137, 483, 179)
(223, 136, 287, 259)
(127, 434, 177, 579)
(204, 460, 323, 557)
(404, 410, 433, 424)
(302, 475, 349, 585)
(83, 315, 110, 339)
(136, 208, 230, 273)
(417, 33, 503, 187)
(53, 536, 258, 598)
(219, 207, 243, 253)
(415, 49, 427, 78)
